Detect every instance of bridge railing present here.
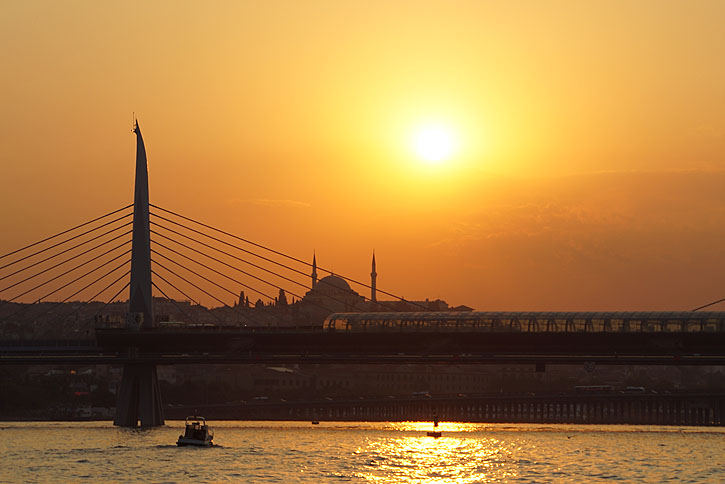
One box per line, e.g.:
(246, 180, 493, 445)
(325, 311, 725, 333)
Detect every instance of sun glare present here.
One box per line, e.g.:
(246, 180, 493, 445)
(412, 123, 459, 163)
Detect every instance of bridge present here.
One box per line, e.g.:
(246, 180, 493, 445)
(1, 122, 724, 427)
(166, 391, 725, 426)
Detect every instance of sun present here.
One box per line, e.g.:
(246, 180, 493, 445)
(412, 122, 459, 163)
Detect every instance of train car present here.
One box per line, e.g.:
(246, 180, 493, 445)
(323, 311, 725, 334)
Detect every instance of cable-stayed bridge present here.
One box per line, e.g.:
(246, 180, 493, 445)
(2, 122, 725, 427)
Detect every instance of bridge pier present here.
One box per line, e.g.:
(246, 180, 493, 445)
(112, 121, 164, 427)
(113, 363, 164, 427)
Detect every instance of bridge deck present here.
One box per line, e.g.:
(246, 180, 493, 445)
(5, 326, 724, 365)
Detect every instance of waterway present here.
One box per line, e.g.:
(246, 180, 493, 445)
(0, 421, 723, 483)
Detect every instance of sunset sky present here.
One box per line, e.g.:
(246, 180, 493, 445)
(1, 1, 724, 310)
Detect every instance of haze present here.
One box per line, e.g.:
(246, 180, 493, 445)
(1, 1, 724, 310)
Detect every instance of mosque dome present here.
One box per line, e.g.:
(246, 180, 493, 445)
(316, 274, 352, 292)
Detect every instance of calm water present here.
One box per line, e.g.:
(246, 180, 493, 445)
(0, 421, 723, 483)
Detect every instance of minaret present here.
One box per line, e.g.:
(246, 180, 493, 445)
(371, 251, 377, 302)
(311, 252, 318, 288)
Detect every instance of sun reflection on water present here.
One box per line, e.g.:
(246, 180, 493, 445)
(355, 422, 519, 483)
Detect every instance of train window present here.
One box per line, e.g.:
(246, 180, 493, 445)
(608, 319, 624, 332)
(623, 320, 641, 332)
(642, 320, 661, 332)
(663, 320, 683, 332)
(703, 319, 720, 332)
(590, 319, 606, 332)
(571, 319, 587, 332)
(417, 319, 435, 332)
(685, 320, 701, 332)
(330, 317, 348, 331)
(460, 319, 472, 331)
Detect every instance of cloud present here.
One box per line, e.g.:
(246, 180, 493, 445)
(427, 170, 725, 263)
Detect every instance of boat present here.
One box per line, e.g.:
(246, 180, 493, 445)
(427, 415, 442, 438)
(177, 416, 214, 447)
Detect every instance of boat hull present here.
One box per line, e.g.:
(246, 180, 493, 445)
(177, 437, 213, 447)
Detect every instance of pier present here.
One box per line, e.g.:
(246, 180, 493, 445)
(167, 391, 725, 426)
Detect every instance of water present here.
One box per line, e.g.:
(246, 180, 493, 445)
(0, 421, 723, 483)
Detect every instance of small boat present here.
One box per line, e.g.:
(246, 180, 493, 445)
(177, 416, 214, 447)
(311, 420, 320, 425)
(427, 415, 441, 438)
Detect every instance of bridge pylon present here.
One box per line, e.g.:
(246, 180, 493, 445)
(113, 121, 165, 427)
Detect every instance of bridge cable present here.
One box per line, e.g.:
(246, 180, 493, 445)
(0, 231, 132, 291)
(38, 269, 132, 325)
(151, 228, 302, 296)
(692, 298, 725, 312)
(151, 231, 298, 298)
(152, 248, 275, 301)
(150, 270, 230, 324)
(150, 206, 426, 310)
(151, 219, 389, 312)
(151, 252, 341, 324)
(0, 212, 133, 272)
(151, 212, 362, 300)
(152, 262, 234, 309)
(90, 281, 131, 322)
(1, 247, 132, 305)
(151, 243, 350, 319)
(3, 260, 130, 324)
(150, 218, 317, 289)
(150, 235, 343, 315)
(150, 281, 205, 325)
(150, 225, 382, 313)
(0, 204, 132, 261)
(150, 252, 273, 325)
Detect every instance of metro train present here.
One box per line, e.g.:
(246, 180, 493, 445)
(322, 311, 725, 333)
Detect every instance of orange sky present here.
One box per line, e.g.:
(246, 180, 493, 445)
(1, 1, 725, 310)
